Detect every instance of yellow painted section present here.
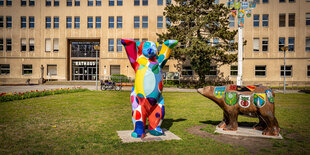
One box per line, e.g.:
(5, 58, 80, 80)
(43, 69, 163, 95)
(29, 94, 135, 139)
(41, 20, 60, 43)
(134, 66, 148, 96)
(158, 45, 168, 55)
(137, 57, 148, 66)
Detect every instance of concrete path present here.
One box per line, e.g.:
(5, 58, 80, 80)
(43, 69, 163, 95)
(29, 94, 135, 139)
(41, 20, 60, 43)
(0, 85, 197, 93)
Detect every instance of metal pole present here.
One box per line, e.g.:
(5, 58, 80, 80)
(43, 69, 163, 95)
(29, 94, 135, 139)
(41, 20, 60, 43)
(237, 26, 243, 86)
(283, 50, 286, 94)
(96, 49, 98, 91)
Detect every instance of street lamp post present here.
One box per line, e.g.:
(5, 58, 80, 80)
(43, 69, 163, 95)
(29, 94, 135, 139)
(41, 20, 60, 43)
(93, 45, 100, 91)
(281, 46, 288, 94)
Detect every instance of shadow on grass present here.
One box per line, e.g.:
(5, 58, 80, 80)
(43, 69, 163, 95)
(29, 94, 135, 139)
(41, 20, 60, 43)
(200, 120, 257, 127)
(162, 118, 187, 130)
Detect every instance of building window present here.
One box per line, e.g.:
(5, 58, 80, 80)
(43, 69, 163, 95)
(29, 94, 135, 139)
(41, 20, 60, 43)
(0, 0, 3, 6)
(45, 38, 51, 52)
(0, 38, 3, 51)
(213, 0, 219, 4)
(47, 65, 57, 76)
(96, 0, 101, 6)
(157, 16, 163, 28)
(6, 38, 11, 51)
(21, 38, 26, 52)
(230, 66, 238, 76)
(109, 0, 114, 6)
(213, 38, 219, 48)
(288, 37, 294, 52)
(279, 0, 285, 2)
(308, 65, 310, 77)
(75, 0, 80, 6)
(117, 0, 122, 6)
(29, 16, 35, 28)
(229, 15, 235, 28)
(142, 16, 148, 28)
(253, 14, 259, 27)
(88, 17, 93, 28)
(288, 13, 295, 27)
(96, 16, 101, 28)
(109, 16, 114, 28)
(110, 65, 120, 75)
(29, 0, 35, 6)
(6, 0, 12, 6)
(142, 38, 148, 42)
(255, 66, 266, 76)
(67, 0, 72, 6)
(279, 37, 285, 51)
(253, 38, 259, 51)
(117, 16, 122, 28)
(0, 16, 3, 28)
(74, 17, 80, 28)
(262, 0, 268, 3)
(279, 14, 286, 27)
(182, 66, 193, 76)
(6, 16, 12, 28)
(0, 64, 10, 75)
(117, 39, 122, 52)
(166, 17, 171, 27)
(262, 14, 268, 27)
(306, 13, 310, 26)
(207, 66, 217, 76)
(281, 65, 292, 77)
(289, 0, 295, 2)
(54, 0, 59, 6)
(142, 0, 148, 5)
(134, 0, 139, 6)
(88, 0, 93, 6)
(46, 17, 51, 28)
(228, 40, 234, 52)
(22, 64, 32, 75)
(262, 38, 268, 52)
(21, 16, 26, 28)
(46, 0, 51, 6)
(158, 0, 163, 5)
(306, 37, 310, 52)
(21, 0, 26, 6)
(108, 39, 114, 52)
(66, 17, 72, 28)
(53, 17, 59, 28)
(134, 16, 140, 28)
(53, 38, 59, 52)
(166, 0, 171, 5)
(29, 38, 34, 51)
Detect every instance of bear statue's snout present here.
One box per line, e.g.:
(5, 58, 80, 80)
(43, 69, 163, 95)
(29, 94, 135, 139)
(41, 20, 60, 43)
(197, 88, 204, 94)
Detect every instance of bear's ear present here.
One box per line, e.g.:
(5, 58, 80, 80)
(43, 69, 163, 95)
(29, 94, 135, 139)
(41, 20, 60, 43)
(155, 42, 159, 48)
(136, 41, 141, 47)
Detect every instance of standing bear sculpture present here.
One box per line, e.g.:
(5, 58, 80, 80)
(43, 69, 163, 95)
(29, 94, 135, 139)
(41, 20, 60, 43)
(121, 39, 178, 138)
(198, 85, 280, 136)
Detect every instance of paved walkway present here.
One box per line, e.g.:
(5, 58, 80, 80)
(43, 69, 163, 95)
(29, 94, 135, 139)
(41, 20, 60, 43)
(0, 85, 197, 93)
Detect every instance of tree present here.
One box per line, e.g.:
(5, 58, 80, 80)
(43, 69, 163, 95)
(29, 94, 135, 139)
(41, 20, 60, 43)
(157, 0, 238, 83)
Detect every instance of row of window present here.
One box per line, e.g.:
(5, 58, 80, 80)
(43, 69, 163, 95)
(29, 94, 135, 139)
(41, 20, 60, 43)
(0, 64, 57, 76)
(228, 13, 310, 28)
(0, 16, 170, 29)
(230, 65, 309, 77)
(253, 37, 298, 52)
(0, 0, 172, 7)
(228, 0, 310, 4)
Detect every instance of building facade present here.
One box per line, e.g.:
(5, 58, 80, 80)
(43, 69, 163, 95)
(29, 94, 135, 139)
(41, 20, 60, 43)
(0, 0, 310, 87)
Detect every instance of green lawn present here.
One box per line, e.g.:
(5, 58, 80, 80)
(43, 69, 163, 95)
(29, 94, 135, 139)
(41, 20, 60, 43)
(0, 91, 309, 154)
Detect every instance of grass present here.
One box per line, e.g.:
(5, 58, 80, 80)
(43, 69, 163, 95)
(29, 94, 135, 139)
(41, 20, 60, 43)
(0, 91, 309, 154)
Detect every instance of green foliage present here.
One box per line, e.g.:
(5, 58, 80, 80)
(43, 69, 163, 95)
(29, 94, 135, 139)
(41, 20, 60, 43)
(0, 88, 87, 102)
(110, 74, 130, 82)
(157, 0, 238, 82)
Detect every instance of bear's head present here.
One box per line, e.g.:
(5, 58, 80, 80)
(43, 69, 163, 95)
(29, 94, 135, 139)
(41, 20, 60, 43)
(141, 41, 158, 58)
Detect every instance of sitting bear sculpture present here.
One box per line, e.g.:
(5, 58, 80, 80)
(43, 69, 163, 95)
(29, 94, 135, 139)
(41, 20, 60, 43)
(198, 85, 280, 136)
(121, 39, 178, 138)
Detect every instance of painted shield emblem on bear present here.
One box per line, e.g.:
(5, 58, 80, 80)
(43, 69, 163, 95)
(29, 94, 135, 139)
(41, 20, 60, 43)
(225, 92, 237, 106)
(265, 89, 274, 104)
(239, 95, 251, 108)
(253, 93, 266, 108)
(214, 86, 226, 99)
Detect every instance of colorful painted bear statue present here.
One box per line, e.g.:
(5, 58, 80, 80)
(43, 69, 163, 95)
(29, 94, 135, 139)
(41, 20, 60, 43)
(197, 85, 280, 136)
(121, 39, 178, 138)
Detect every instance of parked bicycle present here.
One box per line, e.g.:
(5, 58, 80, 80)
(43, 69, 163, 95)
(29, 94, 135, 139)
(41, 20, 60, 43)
(100, 80, 122, 91)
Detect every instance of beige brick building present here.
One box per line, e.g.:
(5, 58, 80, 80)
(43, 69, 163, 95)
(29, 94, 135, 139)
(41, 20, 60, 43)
(0, 0, 309, 87)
